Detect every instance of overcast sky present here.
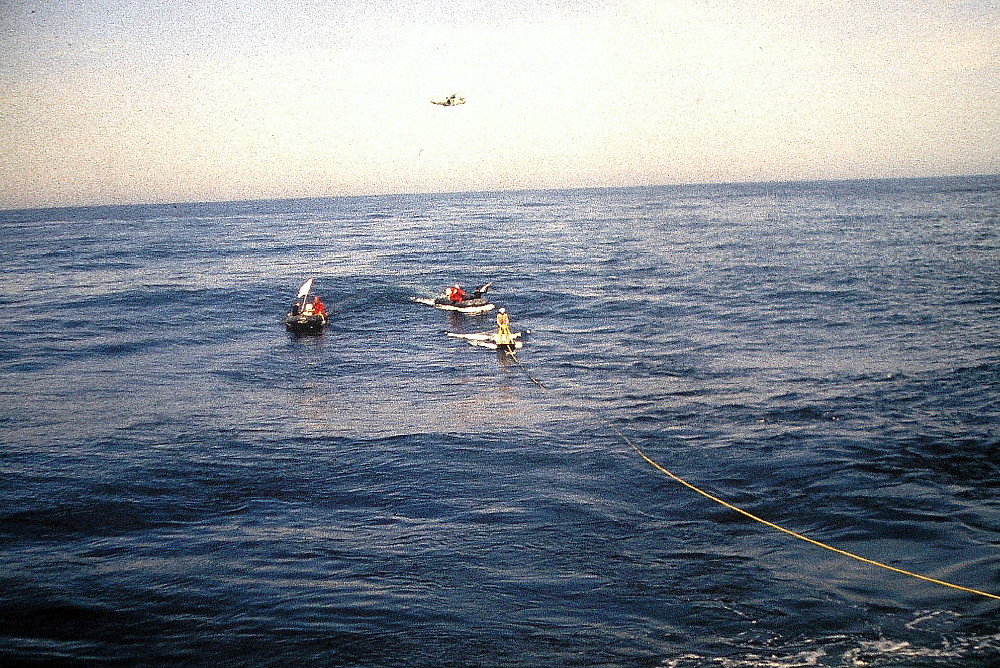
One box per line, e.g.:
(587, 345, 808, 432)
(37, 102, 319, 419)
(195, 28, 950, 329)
(2, 0, 997, 209)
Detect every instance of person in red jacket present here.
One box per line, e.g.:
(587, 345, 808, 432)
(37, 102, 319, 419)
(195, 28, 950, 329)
(311, 295, 326, 318)
(445, 284, 466, 303)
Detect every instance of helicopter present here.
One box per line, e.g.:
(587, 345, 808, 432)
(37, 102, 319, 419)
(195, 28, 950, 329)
(430, 93, 465, 107)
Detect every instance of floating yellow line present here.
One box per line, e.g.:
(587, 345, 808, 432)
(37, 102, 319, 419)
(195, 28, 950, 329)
(608, 423, 1000, 601)
(495, 350, 998, 600)
(505, 350, 546, 389)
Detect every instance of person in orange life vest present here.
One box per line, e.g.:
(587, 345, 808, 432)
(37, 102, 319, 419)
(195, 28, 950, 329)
(445, 284, 466, 303)
(311, 295, 326, 318)
(495, 307, 512, 345)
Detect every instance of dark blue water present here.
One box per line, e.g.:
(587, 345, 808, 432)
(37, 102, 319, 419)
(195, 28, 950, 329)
(2, 176, 999, 666)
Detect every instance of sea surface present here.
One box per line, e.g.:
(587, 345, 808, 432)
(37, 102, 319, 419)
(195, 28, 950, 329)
(1, 176, 999, 667)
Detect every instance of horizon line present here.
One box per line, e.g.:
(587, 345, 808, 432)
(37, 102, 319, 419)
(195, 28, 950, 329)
(3, 172, 998, 215)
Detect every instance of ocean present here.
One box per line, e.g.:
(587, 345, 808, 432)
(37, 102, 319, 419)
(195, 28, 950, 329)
(1, 176, 998, 666)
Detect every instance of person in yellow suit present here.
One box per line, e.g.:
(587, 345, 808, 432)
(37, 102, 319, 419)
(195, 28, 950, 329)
(495, 308, 512, 346)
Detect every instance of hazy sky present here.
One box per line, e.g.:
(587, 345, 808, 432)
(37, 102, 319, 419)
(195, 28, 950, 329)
(2, 0, 998, 208)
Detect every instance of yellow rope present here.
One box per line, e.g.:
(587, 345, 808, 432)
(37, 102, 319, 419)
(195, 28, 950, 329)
(505, 350, 546, 389)
(608, 423, 1000, 601)
(496, 348, 999, 600)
